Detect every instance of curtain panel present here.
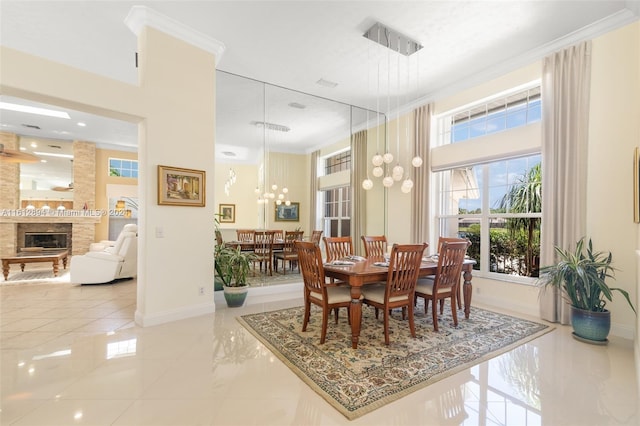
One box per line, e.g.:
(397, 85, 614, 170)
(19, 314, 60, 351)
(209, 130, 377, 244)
(351, 130, 368, 256)
(539, 41, 592, 323)
(412, 104, 431, 245)
(309, 150, 319, 236)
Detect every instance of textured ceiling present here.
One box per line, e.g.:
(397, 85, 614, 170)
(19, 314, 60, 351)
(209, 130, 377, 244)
(0, 1, 638, 161)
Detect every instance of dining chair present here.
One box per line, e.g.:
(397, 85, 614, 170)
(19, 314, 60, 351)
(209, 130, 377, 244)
(236, 229, 255, 242)
(251, 230, 275, 276)
(310, 230, 323, 245)
(415, 240, 470, 331)
(274, 230, 304, 274)
(323, 236, 354, 262)
(296, 241, 359, 344)
(361, 235, 387, 258)
(430, 236, 471, 309)
(271, 229, 284, 241)
(361, 243, 427, 345)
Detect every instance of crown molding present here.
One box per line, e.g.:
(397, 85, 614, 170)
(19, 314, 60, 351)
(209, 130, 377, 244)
(410, 8, 639, 113)
(125, 6, 226, 65)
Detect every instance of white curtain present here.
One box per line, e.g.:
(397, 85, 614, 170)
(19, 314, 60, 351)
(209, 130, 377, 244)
(351, 130, 367, 256)
(539, 41, 592, 323)
(412, 104, 431, 245)
(309, 150, 319, 236)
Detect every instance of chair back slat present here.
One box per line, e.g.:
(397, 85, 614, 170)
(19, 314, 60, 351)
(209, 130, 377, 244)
(361, 235, 387, 257)
(387, 243, 427, 298)
(237, 229, 255, 242)
(310, 230, 323, 244)
(253, 230, 275, 257)
(433, 241, 470, 292)
(323, 236, 353, 261)
(296, 241, 327, 296)
(282, 230, 304, 254)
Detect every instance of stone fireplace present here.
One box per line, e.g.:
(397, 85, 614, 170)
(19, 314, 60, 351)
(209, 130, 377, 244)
(0, 136, 99, 256)
(18, 223, 72, 252)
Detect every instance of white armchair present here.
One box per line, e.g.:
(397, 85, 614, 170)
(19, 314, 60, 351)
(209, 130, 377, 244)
(70, 225, 138, 284)
(89, 224, 137, 251)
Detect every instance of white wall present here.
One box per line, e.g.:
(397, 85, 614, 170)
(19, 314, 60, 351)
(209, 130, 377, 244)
(0, 19, 220, 326)
(587, 21, 639, 339)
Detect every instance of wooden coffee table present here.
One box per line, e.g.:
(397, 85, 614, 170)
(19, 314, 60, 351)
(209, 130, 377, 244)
(2, 250, 69, 281)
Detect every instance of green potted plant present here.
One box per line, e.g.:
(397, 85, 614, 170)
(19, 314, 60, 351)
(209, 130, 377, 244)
(538, 237, 636, 344)
(215, 245, 256, 307)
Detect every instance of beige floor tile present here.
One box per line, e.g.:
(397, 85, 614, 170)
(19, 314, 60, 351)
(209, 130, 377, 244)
(1, 279, 637, 426)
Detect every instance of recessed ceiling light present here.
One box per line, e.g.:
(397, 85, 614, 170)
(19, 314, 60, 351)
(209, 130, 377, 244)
(77, 122, 86, 127)
(316, 78, 338, 88)
(30, 142, 38, 148)
(0, 102, 70, 119)
(40, 159, 47, 163)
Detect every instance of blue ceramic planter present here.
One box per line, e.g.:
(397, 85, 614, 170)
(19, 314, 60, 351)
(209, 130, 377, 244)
(571, 306, 610, 343)
(223, 285, 249, 307)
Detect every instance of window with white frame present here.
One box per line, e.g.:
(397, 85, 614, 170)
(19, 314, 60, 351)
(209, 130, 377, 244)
(324, 150, 351, 175)
(323, 186, 351, 238)
(434, 84, 542, 280)
(109, 158, 138, 178)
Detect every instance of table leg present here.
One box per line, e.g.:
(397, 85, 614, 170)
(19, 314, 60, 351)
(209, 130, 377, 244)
(52, 260, 60, 277)
(20, 263, 25, 272)
(2, 261, 9, 280)
(463, 267, 473, 319)
(349, 286, 363, 349)
(62, 255, 68, 269)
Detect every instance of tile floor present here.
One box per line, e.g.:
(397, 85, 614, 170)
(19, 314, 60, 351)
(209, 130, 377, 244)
(1, 277, 638, 425)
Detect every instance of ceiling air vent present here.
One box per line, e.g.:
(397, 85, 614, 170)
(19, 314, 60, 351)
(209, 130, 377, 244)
(22, 124, 41, 129)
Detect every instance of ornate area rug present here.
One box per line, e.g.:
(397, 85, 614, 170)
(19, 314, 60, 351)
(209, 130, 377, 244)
(238, 303, 553, 420)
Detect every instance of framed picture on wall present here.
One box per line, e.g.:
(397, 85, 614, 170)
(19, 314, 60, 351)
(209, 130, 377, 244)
(275, 202, 299, 222)
(157, 165, 206, 207)
(219, 204, 236, 223)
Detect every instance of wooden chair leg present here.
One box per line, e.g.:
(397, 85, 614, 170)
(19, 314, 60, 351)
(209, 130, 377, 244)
(408, 303, 416, 338)
(451, 294, 458, 327)
(321, 306, 329, 344)
(302, 299, 311, 332)
(383, 307, 390, 345)
(432, 299, 439, 332)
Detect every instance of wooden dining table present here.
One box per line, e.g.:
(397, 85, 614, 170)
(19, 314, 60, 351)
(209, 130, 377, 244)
(323, 256, 476, 349)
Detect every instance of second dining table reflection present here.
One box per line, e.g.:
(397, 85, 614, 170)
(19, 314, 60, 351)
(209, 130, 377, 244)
(323, 256, 476, 349)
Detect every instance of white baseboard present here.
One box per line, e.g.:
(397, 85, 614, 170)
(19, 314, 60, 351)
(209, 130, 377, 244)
(135, 302, 215, 327)
(214, 281, 304, 307)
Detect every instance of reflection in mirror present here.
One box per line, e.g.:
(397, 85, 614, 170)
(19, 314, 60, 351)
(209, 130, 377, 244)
(215, 71, 387, 287)
(19, 137, 74, 209)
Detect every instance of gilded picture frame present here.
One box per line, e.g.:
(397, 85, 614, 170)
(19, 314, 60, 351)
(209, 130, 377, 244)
(158, 165, 206, 207)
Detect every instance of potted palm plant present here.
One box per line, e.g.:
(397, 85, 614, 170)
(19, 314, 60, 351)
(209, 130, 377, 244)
(215, 245, 256, 307)
(538, 237, 636, 344)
